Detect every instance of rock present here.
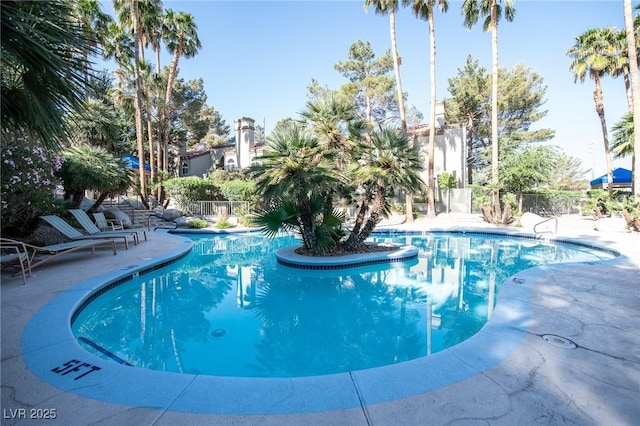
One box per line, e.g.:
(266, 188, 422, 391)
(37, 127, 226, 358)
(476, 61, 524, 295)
(104, 207, 133, 228)
(594, 217, 628, 233)
(519, 212, 543, 230)
(163, 209, 183, 220)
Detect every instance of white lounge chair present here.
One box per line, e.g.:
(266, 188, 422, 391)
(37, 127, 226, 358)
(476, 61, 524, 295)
(70, 209, 147, 245)
(18, 239, 117, 271)
(40, 215, 134, 249)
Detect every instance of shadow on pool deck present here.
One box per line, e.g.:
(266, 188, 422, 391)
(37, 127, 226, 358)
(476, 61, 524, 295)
(1, 214, 639, 425)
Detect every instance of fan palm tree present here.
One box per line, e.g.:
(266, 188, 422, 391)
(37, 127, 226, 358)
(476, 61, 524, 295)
(462, 0, 515, 222)
(70, 0, 111, 94)
(299, 92, 366, 222)
(300, 92, 365, 169)
(101, 21, 135, 108)
(114, 0, 148, 206)
(405, 0, 449, 219)
(364, 0, 407, 131)
(66, 98, 124, 153)
(57, 145, 133, 210)
(160, 9, 201, 174)
(343, 128, 425, 250)
(1, 1, 96, 148)
(253, 123, 343, 254)
(137, 0, 164, 192)
(567, 27, 619, 192)
(365, 0, 420, 222)
(612, 112, 635, 159)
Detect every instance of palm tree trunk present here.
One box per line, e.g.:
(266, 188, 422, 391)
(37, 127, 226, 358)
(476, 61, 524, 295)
(132, 0, 148, 208)
(623, 0, 640, 201)
(146, 97, 155, 195)
(298, 195, 318, 253)
(490, 0, 501, 222)
(356, 186, 386, 246)
(161, 38, 184, 191)
(389, 8, 413, 223)
(344, 196, 370, 250)
(88, 191, 110, 214)
(593, 76, 613, 192)
(426, 5, 437, 219)
(390, 9, 406, 131)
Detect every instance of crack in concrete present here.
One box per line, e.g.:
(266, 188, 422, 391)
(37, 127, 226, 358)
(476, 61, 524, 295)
(348, 372, 372, 426)
(1, 385, 32, 409)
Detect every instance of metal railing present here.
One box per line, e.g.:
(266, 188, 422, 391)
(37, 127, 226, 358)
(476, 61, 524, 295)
(147, 214, 178, 231)
(534, 217, 558, 235)
(183, 201, 250, 217)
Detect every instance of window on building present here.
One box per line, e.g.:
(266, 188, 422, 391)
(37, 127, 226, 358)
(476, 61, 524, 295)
(181, 161, 189, 176)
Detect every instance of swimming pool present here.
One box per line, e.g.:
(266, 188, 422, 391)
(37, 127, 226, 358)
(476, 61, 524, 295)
(22, 228, 623, 414)
(71, 231, 615, 379)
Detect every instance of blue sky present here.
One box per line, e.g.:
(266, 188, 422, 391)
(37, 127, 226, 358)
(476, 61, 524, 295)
(101, 0, 634, 178)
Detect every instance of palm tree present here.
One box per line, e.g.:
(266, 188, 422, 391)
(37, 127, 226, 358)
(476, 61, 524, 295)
(462, 0, 515, 223)
(1, 1, 96, 148)
(623, 1, 640, 201)
(114, 0, 148, 206)
(66, 98, 124, 153)
(138, 0, 164, 193)
(567, 27, 619, 192)
(300, 92, 366, 223)
(406, 0, 449, 219)
(101, 21, 135, 108)
(365, 0, 419, 222)
(70, 0, 111, 94)
(253, 123, 342, 254)
(300, 92, 365, 169)
(160, 10, 201, 175)
(612, 112, 635, 159)
(57, 145, 133, 210)
(364, 0, 408, 131)
(343, 128, 425, 250)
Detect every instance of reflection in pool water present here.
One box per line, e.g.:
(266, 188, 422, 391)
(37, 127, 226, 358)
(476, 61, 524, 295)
(72, 232, 613, 378)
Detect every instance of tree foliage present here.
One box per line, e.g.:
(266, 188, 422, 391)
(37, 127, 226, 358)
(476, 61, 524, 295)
(56, 145, 132, 210)
(1, 130, 63, 236)
(163, 176, 224, 211)
(335, 40, 397, 126)
(446, 57, 555, 185)
(1, 0, 97, 148)
(253, 94, 424, 254)
(611, 111, 634, 159)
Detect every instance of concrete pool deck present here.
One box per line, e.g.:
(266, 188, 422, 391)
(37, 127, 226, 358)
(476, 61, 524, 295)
(1, 214, 639, 425)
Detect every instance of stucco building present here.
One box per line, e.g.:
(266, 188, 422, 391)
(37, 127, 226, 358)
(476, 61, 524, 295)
(180, 113, 468, 192)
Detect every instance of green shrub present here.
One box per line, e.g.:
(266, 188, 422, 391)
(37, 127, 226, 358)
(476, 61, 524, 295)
(187, 218, 208, 229)
(220, 179, 257, 202)
(215, 218, 232, 229)
(437, 172, 458, 189)
(163, 176, 223, 211)
(584, 189, 632, 217)
(234, 204, 256, 227)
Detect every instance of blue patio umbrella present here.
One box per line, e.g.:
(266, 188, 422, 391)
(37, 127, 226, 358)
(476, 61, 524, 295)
(121, 155, 153, 172)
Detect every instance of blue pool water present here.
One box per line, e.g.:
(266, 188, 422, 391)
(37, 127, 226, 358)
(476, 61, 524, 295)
(72, 232, 614, 378)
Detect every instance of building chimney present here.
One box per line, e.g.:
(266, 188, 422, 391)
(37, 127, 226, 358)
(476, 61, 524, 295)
(234, 117, 255, 169)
